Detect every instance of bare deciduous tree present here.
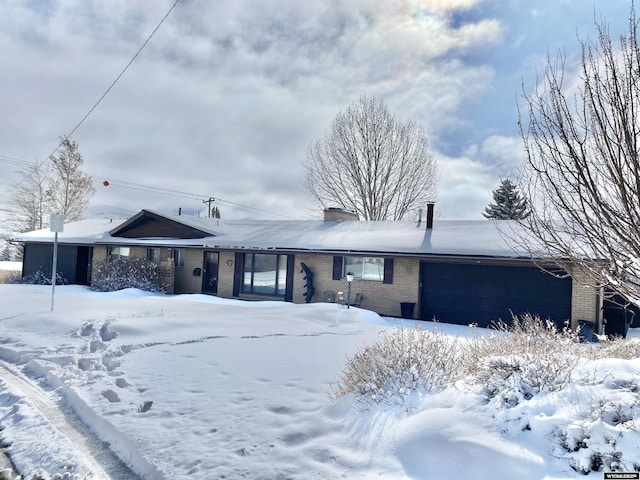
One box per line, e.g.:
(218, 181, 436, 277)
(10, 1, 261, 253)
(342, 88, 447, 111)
(304, 94, 437, 220)
(10, 160, 50, 232)
(46, 137, 95, 222)
(11, 137, 94, 232)
(519, 7, 640, 303)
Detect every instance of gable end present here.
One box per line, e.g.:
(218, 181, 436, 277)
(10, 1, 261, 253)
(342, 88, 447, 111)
(110, 210, 212, 239)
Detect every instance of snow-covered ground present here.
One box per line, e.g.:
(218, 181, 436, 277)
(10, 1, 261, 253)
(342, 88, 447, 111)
(0, 263, 21, 271)
(0, 284, 638, 479)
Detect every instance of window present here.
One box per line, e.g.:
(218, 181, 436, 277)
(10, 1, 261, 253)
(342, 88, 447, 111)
(344, 256, 385, 281)
(172, 249, 185, 268)
(147, 248, 160, 263)
(242, 253, 287, 296)
(107, 246, 130, 258)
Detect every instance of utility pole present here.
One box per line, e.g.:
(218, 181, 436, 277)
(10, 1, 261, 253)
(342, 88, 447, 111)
(202, 197, 215, 218)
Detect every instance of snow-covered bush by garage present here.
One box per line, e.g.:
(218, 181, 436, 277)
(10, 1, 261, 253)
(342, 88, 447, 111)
(469, 314, 581, 408)
(332, 314, 581, 408)
(7, 269, 67, 285)
(91, 256, 164, 293)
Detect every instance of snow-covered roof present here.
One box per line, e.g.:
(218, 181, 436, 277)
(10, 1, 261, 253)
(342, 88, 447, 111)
(11, 210, 532, 258)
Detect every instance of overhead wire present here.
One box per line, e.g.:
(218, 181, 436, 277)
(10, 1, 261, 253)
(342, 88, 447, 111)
(92, 176, 299, 220)
(1, 155, 299, 220)
(64, 0, 180, 141)
(0, 0, 181, 199)
(0, 0, 300, 223)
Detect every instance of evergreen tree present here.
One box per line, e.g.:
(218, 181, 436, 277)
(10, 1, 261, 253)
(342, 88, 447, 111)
(483, 179, 530, 220)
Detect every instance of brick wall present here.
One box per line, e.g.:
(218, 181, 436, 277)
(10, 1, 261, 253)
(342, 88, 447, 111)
(217, 252, 236, 297)
(93, 246, 108, 263)
(294, 254, 420, 317)
(87, 245, 600, 326)
(174, 249, 203, 294)
(570, 269, 602, 327)
(158, 261, 175, 294)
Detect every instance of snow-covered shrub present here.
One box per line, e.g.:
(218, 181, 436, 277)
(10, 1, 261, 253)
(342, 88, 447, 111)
(91, 256, 164, 293)
(8, 270, 67, 285)
(557, 392, 640, 474)
(475, 355, 543, 407)
(330, 326, 463, 407)
(589, 337, 640, 360)
(466, 314, 581, 405)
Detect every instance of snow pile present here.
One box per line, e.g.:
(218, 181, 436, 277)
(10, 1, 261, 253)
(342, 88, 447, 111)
(0, 285, 638, 479)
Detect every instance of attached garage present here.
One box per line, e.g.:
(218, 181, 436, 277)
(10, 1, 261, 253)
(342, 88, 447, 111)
(419, 261, 573, 328)
(22, 243, 93, 285)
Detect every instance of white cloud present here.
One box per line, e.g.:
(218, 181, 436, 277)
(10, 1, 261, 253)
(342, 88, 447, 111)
(436, 153, 496, 220)
(6, 0, 625, 225)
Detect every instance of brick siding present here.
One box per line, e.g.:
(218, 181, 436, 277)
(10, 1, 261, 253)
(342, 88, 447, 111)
(86, 247, 601, 325)
(570, 269, 602, 327)
(294, 254, 419, 317)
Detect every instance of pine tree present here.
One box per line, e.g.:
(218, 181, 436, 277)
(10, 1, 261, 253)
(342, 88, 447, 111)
(483, 179, 530, 220)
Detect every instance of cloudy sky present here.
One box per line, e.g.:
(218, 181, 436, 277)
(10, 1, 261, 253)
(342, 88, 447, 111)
(0, 0, 633, 222)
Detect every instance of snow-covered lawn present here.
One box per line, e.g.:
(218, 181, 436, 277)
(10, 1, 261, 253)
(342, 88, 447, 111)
(0, 284, 638, 479)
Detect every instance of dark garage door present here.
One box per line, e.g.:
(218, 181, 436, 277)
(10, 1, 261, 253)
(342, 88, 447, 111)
(419, 262, 572, 328)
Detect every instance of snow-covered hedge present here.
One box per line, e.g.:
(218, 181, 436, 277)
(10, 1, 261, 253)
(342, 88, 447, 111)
(331, 315, 581, 407)
(91, 257, 164, 293)
(330, 326, 465, 406)
(7, 270, 67, 285)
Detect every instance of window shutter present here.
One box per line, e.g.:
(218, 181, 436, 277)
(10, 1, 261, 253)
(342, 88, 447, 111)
(284, 254, 295, 302)
(332, 256, 343, 280)
(383, 258, 394, 284)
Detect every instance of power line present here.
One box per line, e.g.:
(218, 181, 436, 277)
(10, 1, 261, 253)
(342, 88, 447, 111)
(65, 0, 180, 141)
(0, 156, 35, 169)
(0, 1, 299, 223)
(0, 161, 298, 220)
(93, 177, 299, 220)
(2, 0, 181, 197)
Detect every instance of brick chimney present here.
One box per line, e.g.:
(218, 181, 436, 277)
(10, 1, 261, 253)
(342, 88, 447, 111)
(323, 207, 359, 222)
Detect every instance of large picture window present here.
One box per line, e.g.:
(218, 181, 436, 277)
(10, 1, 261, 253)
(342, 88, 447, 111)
(243, 253, 287, 296)
(344, 256, 385, 281)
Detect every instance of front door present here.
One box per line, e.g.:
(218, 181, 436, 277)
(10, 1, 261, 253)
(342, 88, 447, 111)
(202, 252, 219, 295)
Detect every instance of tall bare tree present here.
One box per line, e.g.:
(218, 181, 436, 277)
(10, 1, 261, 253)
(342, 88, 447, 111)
(10, 160, 50, 232)
(519, 7, 640, 303)
(11, 137, 94, 232)
(304, 94, 437, 220)
(46, 136, 95, 222)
